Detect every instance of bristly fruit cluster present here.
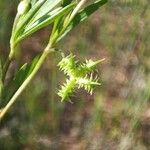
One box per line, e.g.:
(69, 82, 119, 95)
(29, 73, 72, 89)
(58, 53, 103, 101)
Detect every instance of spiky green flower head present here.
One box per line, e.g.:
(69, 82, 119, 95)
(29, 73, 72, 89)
(58, 53, 103, 102)
(58, 53, 76, 77)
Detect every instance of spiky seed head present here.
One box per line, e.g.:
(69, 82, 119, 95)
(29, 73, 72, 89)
(58, 53, 76, 76)
(57, 53, 102, 101)
(58, 78, 77, 101)
(77, 74, 100, 95)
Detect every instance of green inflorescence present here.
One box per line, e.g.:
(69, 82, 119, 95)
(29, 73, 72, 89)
(58, 53, 103, 102)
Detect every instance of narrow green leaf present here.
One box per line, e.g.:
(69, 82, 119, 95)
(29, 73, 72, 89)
(14, 63, 30, 86)
(26, 0, 62, 29)
(57, 0, 107, 41)
(27, 55, 40, 76)
(1, 55, 40, 103)
(14, 0, 45, 39)
(16, 3, 75, 43)
(13, 55, 40, 87)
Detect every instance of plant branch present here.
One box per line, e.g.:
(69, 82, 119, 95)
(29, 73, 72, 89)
(0, 44, 55, 121)
(69, 0, 87, 22)
(50, 0, 87, 45)
(2, 46, 15, 83)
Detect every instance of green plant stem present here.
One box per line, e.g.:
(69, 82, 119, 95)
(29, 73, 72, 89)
(69, 0, 87, 22)
(2, 48, 14, 83)
(0, 45, 55, 121)
(50, 0, 87, 44)
(2, 58, 11, 83)
(2, 13, 21, 83)
(63, 0, 87, 31)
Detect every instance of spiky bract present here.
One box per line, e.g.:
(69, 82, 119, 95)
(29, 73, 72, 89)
(58, 78, 76, 101)
(58, 53, 102, 101)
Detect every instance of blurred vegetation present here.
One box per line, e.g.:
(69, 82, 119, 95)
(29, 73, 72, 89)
(0, 0, 150, 149)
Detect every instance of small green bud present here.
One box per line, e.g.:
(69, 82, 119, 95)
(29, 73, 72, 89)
(17, 0, 30, 15)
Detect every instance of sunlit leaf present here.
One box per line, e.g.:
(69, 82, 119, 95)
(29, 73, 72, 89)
(14, 0, 46, 39)
(57, 0, 107, 41)
(1, 55, 40, 103)
(13, 55, 40, 87)
(17, 3, 75, 43)
(27, 0, 62, 28)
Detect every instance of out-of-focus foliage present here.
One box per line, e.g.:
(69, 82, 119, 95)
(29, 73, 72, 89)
(0, 0, 150, 149)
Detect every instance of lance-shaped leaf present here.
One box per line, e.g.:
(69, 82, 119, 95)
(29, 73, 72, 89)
(14, 0, 45, 38)
(26, 0, 62, 29)
(12, 55, 40, 90)
(16, 3, 75, 43)
(57, 0, 107, 41)
(1, 55, 40, 103)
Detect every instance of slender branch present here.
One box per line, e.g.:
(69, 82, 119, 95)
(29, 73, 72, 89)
(0, 45, 55, 121)
(64, 0, 87, 30)
(50, 0, 87, 45)
(2, 46, 15, 83)
(2, 13, 21, 83)
(69, 0, 87, 22)
(2, 58, 11, 83)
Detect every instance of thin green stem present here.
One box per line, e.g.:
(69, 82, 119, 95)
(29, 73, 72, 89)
(69, 0, 87, 22)
(2, 58, 11, 82)
(50, 0, 87, 44)
(2, 12, 21, 83)
(0, 45, 55, 121)
(2, 46, 15, 83)
(63, 0, 87, 30)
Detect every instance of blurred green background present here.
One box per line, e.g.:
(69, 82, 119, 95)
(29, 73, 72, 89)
(0, 0, 150, 149)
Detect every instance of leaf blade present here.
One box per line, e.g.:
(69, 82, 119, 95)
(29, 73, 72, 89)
(17, 3, 75, 43)
(57, 0, 108, 41)
(27, 0, 62, 28)
(1, 55, 40, 103)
